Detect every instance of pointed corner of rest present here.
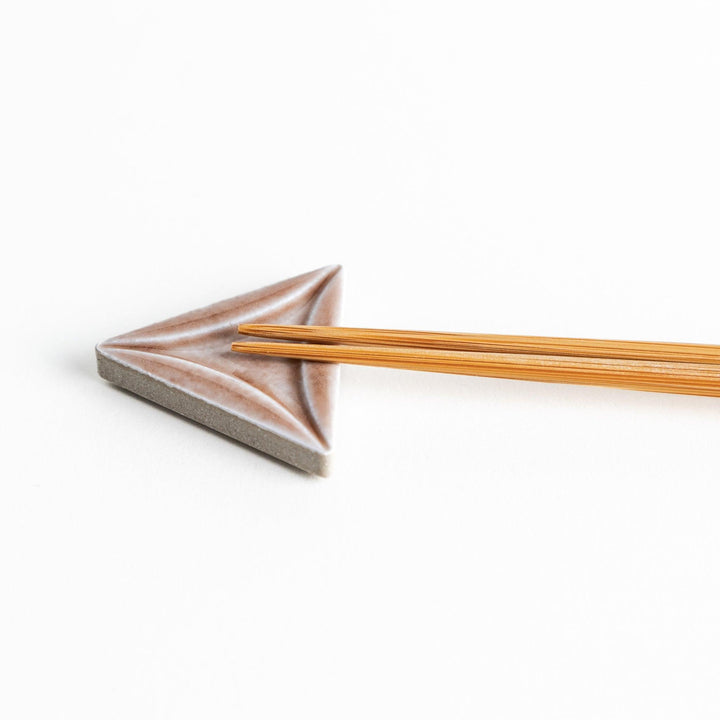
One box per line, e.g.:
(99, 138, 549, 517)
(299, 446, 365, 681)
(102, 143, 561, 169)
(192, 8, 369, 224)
(95, 328, 138, 372)
(318, 263, 343, 279)
(95, 336, 115, 360)
(95, 331, 128, 359)
(319, 263, 343, 294)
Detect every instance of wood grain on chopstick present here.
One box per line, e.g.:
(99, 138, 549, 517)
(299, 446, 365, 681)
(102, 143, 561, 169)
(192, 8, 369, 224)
(237, 324, 720, 365)
(230, 341, 720, 397)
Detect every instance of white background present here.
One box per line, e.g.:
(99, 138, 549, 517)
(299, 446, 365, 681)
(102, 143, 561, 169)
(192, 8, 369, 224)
(2, 1, 720, 717)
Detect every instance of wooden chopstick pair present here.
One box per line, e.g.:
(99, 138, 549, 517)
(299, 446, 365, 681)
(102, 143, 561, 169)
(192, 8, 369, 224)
(231, 324, 720, 398)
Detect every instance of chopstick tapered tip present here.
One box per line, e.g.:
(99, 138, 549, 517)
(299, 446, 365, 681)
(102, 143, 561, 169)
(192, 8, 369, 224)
(237, 323, 260, 335)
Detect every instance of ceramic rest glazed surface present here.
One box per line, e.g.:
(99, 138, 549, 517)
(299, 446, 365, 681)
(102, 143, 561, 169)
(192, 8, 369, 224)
(96, 265, 342, 475)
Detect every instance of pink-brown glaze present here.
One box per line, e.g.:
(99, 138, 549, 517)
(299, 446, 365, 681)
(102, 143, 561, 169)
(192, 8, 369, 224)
(97, 265, 342, 455)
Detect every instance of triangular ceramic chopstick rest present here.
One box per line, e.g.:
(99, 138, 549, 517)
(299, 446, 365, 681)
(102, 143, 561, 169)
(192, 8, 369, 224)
(96, 266, 342, 475)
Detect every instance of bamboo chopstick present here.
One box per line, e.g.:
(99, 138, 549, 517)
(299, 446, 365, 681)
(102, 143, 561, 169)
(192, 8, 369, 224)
(230, 340, 720, 397)
(237, 324, 720, 365)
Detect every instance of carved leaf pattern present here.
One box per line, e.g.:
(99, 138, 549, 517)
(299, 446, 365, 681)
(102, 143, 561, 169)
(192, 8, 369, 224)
(97, 266, 342, 453)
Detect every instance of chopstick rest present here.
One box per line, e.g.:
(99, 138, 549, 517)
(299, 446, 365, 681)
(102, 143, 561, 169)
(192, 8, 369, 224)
(96, 266, 343, 475)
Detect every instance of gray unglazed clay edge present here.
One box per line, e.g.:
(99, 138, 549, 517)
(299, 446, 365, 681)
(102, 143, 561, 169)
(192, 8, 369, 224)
(96, 347, 332, 476)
